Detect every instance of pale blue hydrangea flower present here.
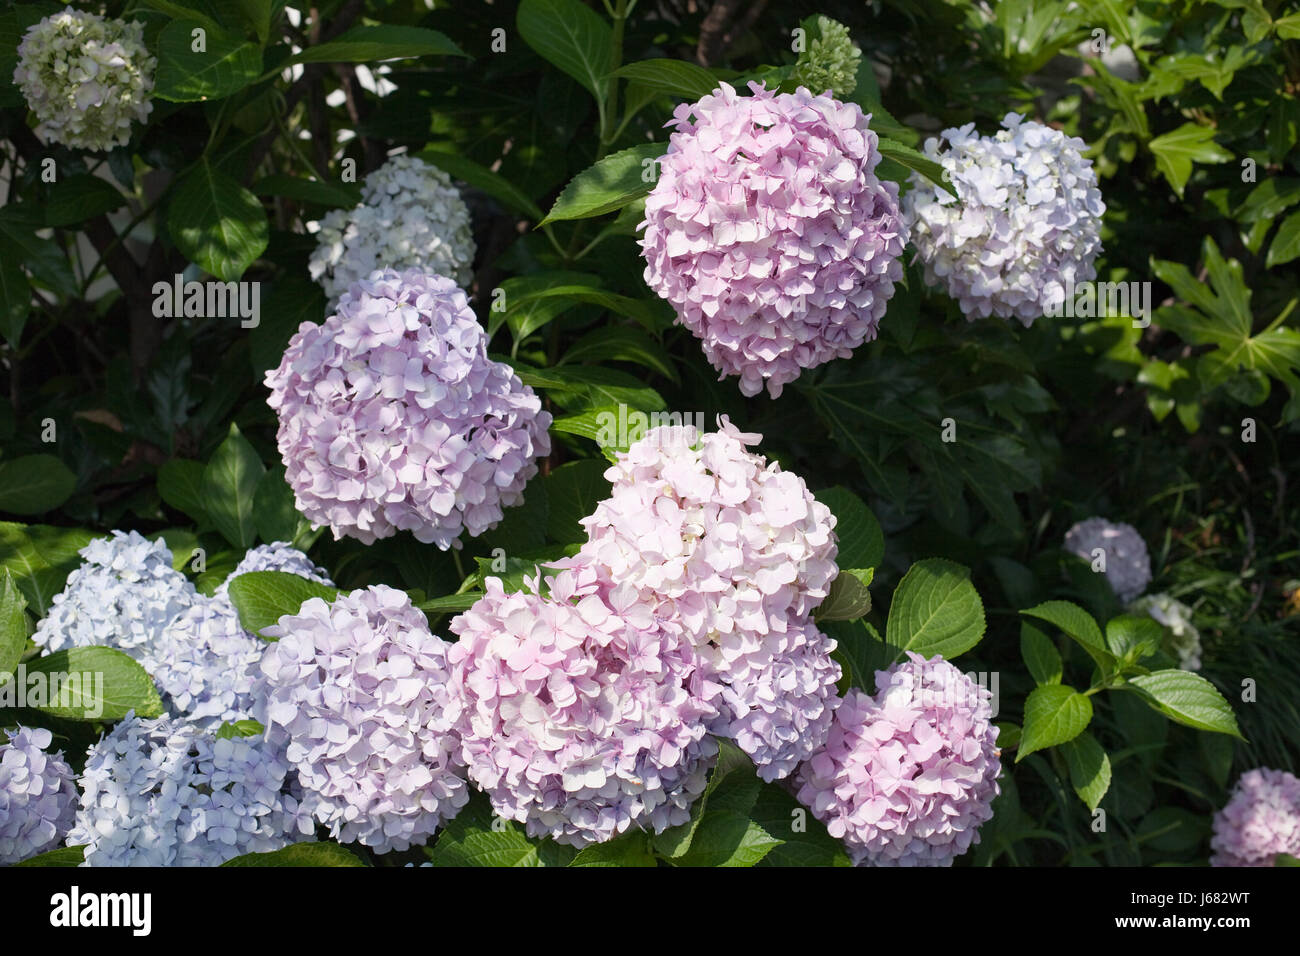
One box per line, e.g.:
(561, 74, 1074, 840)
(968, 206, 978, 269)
(0, 726, 79, 864)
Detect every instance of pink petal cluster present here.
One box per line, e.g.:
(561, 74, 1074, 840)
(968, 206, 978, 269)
(572, 419, 841, 780)
(446, 566, 720, 847)
(255, 585, 470, 853)
(265, 268, 551, 548)
(1210, 767, 1300, 867)
(640, 82, 906, 397)
(795, 652, 1001, 866)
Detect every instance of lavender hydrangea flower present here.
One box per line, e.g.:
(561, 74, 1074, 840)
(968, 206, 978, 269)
(1211, 768, 1300, 867)
(640, 82, 906, 397)
(14, 6, 155, 151)
(310, 155, 477, 303)
(33, 530, 195, 663)
(68, 713, 311, 866)
(572, 419, 840, 779)
(0, 726, 79, 864)
(795, 653, 1001, 866)
(265, 268, 551, 548)
(255, 585, 469, 853)
(446, 566, 720, 846)
(1128, 593, 1201, 670)
(1063, 516, 1152, 603)
(151, 598, 267, 731)
(214, 542, 333, 600)
(902, 113, 1104, 325)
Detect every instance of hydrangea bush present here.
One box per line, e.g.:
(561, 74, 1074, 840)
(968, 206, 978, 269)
(0, 0, 1292, 874)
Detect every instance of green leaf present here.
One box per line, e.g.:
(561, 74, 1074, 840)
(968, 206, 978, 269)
(1276, 13, 1300, 39)
(612, 59, 717, 99)
(1018, 684, 1092, 761)
(884, 558, 986, 659)
(201, 424, 266, 548)
(1147, 122, 1232, 198)
(816, 568, 874, 621)
(250, 276, 326, 377)
(225, 570, 340, 639)
(750, 781, 852, 867)
(157, 459, 210, 523)
(877, 138, 953, 195)
(0, 522, 79, 615)
(539, 143, 665, 225)
(1126, 670, 1242, 736)
(1277, 852, 1300, 867)
(43, 175, 126, 227)
(0, 569, 28, 679)
(1020, 622, 1062, 685)
(824, 618, 892, 694)
(415, 593, 484, 616)
(154, 20, 263, 103)
(1062, 731, 1111, 811)
(287, 25, 465, 66)
(12, 845, 86, 867)
(569, 830, 658, 866)
(518, 365, 666, 414)
(1267, 211, 1300, 268)
(561, 325, 678, 383)
(0, 455, 77, 515)
(23, 646, 163, 721)
(252, 465, 300, 545)
(542, 460, 611, 545)
(1021, 600, 1114, 673)
(215, 718, 264, 740)
(1105, 614, 1163, 660)
(251, 173, 361, 209)
(418, 150, 544, 220)
(517, 0, 612, 101)
(673, 813, 783, 867)
(429, 792, 577, 866)
(139, 0, 223, 34)
(815, 487, 884, 570)
(168, 159, 268, 280)
(654, 740, 752, 858)
(0, 250, 30, 349)
(220, 843, 367, 867)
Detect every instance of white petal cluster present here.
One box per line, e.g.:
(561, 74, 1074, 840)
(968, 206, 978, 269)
(902, 113, 1105, 325)
(309, 155, 477, 303)
(1128, 593, 1202, 670)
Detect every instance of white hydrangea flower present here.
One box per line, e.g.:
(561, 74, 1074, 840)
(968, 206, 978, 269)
(1063, 517, 1152, 603)
(33, 531, 196, 664)
(1129, 593, 1202, 670)
(309, 155, 476, 303)
(902, 113, 1105, 325)
(13, 6, 155, 151)
(68, 713, 313, 867)
(152, 598, 268, 730)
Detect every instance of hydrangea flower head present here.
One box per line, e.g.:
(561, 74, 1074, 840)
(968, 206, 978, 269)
(795, 652, 1001, 866)
(790, 16, 862, 97)
(572, 419, 840, 778)
(33, 530, 195, 662)
(255, 585, 469, 853)
(902, 113, 1105, 325)
(214, 542, 333, 600)
(310, 155, 476, 303)
(151, 597, 268, 730)
(265, 268, 551, 547)
(446, 566, 720, 846)
(1063, 516, 1151, 603)
(68, 713, 311, 866)
(640, 82, 906, 397)
(14, 6, 155, 151)
(1128, 593, 1201, 670)
(1211, 767, 1300, 867)
(0, 726, 78, 864)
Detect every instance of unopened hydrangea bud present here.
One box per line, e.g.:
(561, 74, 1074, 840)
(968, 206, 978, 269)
(1063, 516, 1151, 603)
(902, 113, 1105, 325)
(265, 268, 551, 548)
(310, 155, 477, 303)
(791, 16, 862, 97)
(14, 6, 155, 151)
(1211, 768, 1300, 867)
(0, 726, 78, 864)
(640, 82, 905, 397)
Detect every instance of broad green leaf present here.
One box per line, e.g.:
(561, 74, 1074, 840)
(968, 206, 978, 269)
(225, 570, 340, 639)
(885, 558, 986, 659)
(201, 424, 265, 548)
(419, 150, 544, 220)
(824, 618, 892, 695)
(287, 25, 465, 66)
(139, 0, 223, 34)
(251, 174, 361, 209)
(654, 740, 752, 858)
(560, 325, 678, 382)
(0, 522, 79, 615)
(1062, 731, 1111, 811)
(0, 455, 76, 515)
(168, 159, 268, 280)
(43, 175, 126, 227)
(1021, 600, 1114, 673)
(877, 138, 953, 195)
(22, 646, 163, 721)
(518, 365, 666, 414)
(1147, 122, 1232, 197)
(250, 276, 326, 376)
(750, 781, 852, 867)
(221, 843, 367, 866)
(1267, 211, 1300, 268)
(252, 465, 300, 545)
(154, 20, 262, 103)
(1018, 683, 1092, 760)
(0, 569, 27, 679)
(569, 830, 658, 867)
(429, 792, 577, 866)
(539, 143, 665, 224)
(517, 0, 612, 100)
(13, 845, 86, 867)
(416, 593, 485, 616)
(542, 460, 611, 544)
(157, 459, 210, 523)
(1126, 670, 1242, 736)
(0, 250, 29, 348)
(612, 59, 717, 99)
(1020, 622, 1062, 685)
(815, 487, 885, 570)
(815, 568, 874, 621)
(215, 718, 264, 740)
(672, 813, 783, 867)
(1105, 613, 1163, 660)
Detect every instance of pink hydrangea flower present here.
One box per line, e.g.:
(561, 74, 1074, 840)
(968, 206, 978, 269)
(265, 268, 551, 547)
(446, 565, 720, 846)
(640, 82, 906, 398)
(795, 653, 1001, 866)
(1211, 767, 1300, 867)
